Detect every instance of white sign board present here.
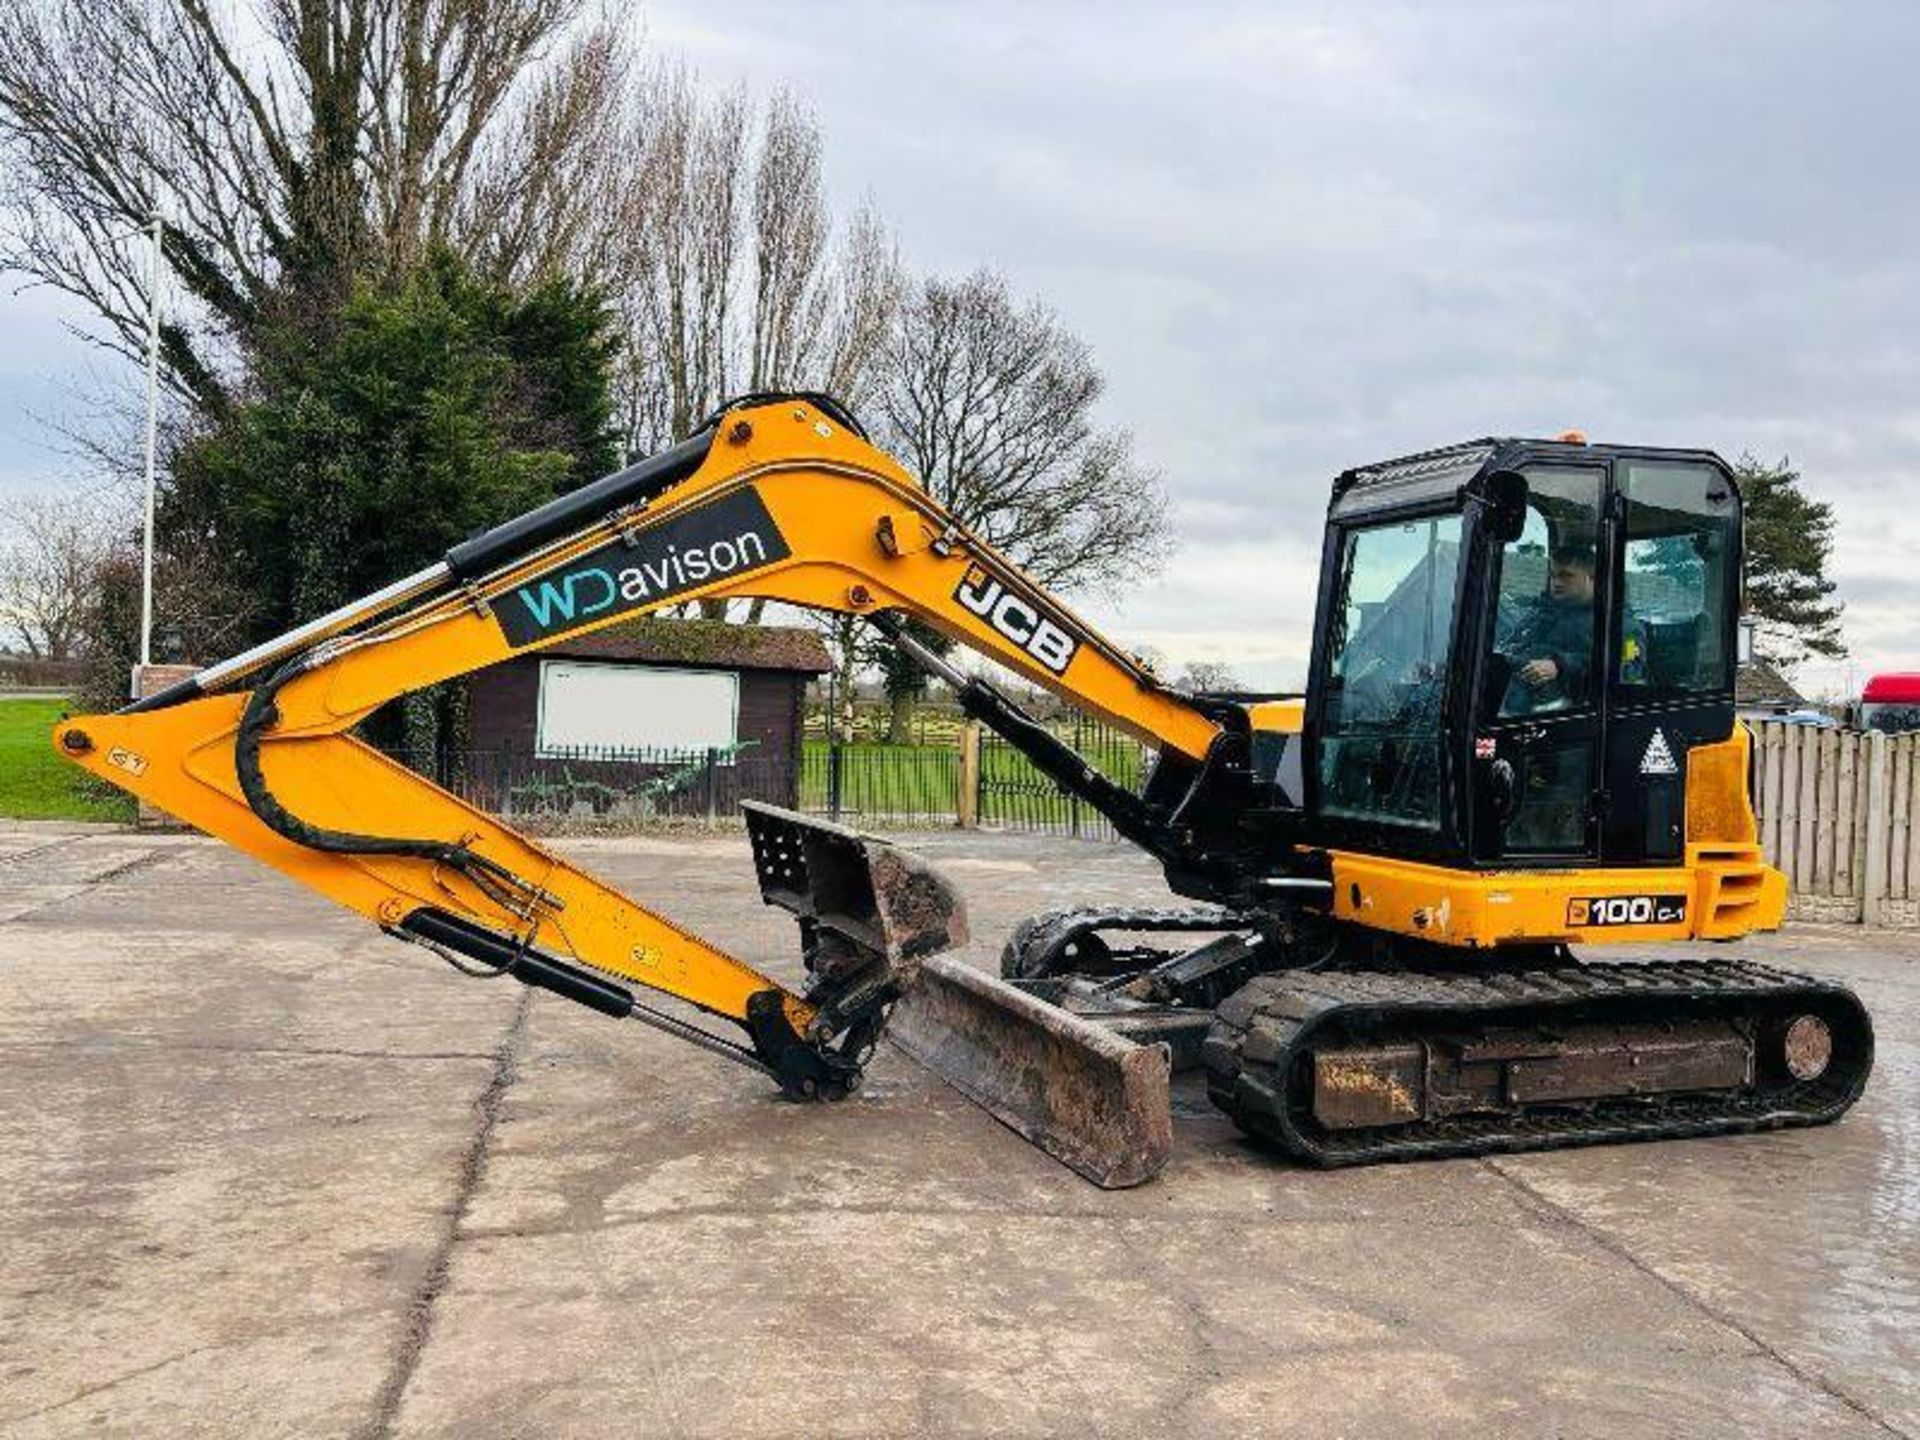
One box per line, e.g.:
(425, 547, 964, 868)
(536, 661, 739, 758)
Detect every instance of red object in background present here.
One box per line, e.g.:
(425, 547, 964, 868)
(1862, 674, 1920, 704)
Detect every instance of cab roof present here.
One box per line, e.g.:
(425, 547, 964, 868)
(1329, 436, 1732, 520)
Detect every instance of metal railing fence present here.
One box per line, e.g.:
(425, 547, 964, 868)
(384, 742, 797, 825)
(976, 718, 1150, 839)
(385, 711, 1147, 837)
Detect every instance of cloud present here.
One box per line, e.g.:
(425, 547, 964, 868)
(4, 0, 1917, 686)
(658, 0, 1918, 684)
(0, 284, 131, 498)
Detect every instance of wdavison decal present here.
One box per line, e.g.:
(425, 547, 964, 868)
(1567, 894, 1688, 928)
(952, 565, 1080, 674)
(497, 488, 790, 647)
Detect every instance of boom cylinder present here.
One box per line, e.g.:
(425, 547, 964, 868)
(398, 908, 635, 1019)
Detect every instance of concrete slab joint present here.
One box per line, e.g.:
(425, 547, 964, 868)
(2, 825, 1916, 1437)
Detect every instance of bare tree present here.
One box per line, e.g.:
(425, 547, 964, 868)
(605, 73, 902, 621)
(844, 271, 1172, 736)
(0, 494, 114, 658)
(611, 68, 747, 450)
(63, 528, 256, 710)
(460, 22, 638, 289)
(612, 73, 903, 452)
(1176, 661, 1242, 693)
(0, 0, 631, 407)
(874, 269, 1170, 597)
(746, 90, 830, 394)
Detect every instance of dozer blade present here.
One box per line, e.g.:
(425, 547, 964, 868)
(742, 802, 969, 984)
(742, 803, 1170, 1187)
(888, 956, 1174, 1189)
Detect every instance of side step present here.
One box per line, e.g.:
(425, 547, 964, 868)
(889, 956, 1173, 1189)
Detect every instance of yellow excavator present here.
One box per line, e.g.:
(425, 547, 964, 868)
(55, 393, 1872, 1186)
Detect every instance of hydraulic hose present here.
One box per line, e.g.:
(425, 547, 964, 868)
(233, 652, 526, 894)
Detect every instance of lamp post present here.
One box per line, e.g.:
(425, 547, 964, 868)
(138, 214, 162, 673)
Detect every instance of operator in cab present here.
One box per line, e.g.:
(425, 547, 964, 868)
(1502, 543, 1650, 715)
(1505, 545, 1598, 713)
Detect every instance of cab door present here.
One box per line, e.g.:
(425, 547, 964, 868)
(1471, 464, 1609, 865)
(1599, 459, 1742, 863)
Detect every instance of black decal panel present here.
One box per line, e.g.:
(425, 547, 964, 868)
(951, 565, 1081, 675)
(495, 488, 791, 647)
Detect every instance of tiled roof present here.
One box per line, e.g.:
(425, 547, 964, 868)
(1736, 661, 1805, 708)
(540, 618, 832, 674)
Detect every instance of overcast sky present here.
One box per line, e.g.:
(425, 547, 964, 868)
(4, 1, 1916, 695)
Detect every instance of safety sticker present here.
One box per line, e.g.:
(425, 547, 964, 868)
(1639, 728, 1679, 776)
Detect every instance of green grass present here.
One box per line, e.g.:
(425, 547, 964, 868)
(798, 731, 1148, 825)
(0, 697, 135, 822)
(0, 700, 1148, 830)
(799, 739, 957, 815)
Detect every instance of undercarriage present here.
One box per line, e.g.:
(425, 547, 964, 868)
(994, 907, 1874, 1167)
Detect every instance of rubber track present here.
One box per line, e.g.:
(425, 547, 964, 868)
(1202, 958, 1874, 1166)
(1000, 905, 1253, 980)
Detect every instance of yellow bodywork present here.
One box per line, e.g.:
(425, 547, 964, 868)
(1245, 698, 1305, 735)
(55, 399, 1787, 1038)
(1327, 840, 1786, 949)
(1252, 709, 1786, 948)
(54, 400, 1219, 1033)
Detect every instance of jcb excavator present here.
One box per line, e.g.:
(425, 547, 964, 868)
(55, 394, 1872, 1187)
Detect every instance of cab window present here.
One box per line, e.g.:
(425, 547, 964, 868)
(1489, 468, 1603, 718)
(1617, 462, 1738, 695)
(1318, 514, 1462, 829)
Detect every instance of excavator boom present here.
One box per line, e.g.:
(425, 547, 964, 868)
(54, 394, 1217, 1106)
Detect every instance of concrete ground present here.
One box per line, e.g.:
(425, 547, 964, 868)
(0, 821, 1915, 1439)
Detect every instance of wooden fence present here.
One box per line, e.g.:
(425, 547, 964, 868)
(1751, 720, 1920, 928)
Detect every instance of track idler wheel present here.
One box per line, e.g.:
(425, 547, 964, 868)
(1002, 921, 1115, 981)
(1771, 1012, 1834, 1083)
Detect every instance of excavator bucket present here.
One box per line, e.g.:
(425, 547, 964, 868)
(888, 958, 1174, 1189)
(743, 802, 969, 985)
(742, 804, 1172, 1188)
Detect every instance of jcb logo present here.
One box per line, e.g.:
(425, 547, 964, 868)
(1568, 894, 1687, 928)
(953, 566, 1079, 675)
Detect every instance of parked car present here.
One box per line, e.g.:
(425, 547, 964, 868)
(1775, 707, 1841, 728)
(1858, 674, 1920, 735)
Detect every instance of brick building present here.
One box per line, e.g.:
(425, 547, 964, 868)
(463, 618, 830, 811)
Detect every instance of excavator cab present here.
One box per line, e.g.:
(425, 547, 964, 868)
(1306, 438, 1744, 872)
(967, 432, 1865, 1181)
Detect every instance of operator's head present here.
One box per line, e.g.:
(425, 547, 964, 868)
(1548, 545, 1595, 604)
